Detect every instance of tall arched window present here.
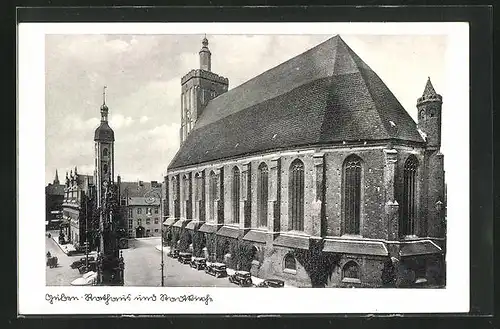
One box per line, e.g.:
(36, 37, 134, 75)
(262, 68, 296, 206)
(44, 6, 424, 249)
(257, 162, 269, 228)
(289, 159, 305, 231)
(183, 174, 192, 219)
(232, 166, 240, 224)
(343, 155, 362, 235)
(401, 155, 419, 236)
(209, 171, 217, 220)
(102, 148, 108, 157)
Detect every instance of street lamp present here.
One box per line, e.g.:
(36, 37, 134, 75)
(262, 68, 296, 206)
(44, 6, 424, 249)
(145, 186, 164, 287)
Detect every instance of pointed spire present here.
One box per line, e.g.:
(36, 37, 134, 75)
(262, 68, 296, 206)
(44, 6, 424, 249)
(100, 85, 109, 122)
(422, 77, 437, 96)
(74, 166, 78, 175)
(54, 169, 60, 185)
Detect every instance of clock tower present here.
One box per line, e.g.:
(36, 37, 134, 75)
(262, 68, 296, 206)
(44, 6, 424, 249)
(179, 36, 229, 144)
(93, 86, 124, 286)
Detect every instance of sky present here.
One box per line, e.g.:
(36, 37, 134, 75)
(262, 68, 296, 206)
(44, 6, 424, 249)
(45, 34, 447, 185)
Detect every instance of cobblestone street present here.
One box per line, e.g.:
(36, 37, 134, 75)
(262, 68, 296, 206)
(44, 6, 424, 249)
(46, 232, 234, 287)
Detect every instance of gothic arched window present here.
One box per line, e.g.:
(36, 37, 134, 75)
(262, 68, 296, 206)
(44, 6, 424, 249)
(103, 148, 108, 157)
(284, 253, 296, 271)
(209, 171, 217, 220)
(289, 159, 305, 231)
(232, 166, 240, 224)
(257, 162, 269, 228)
(401, 155, 419, 236)
(343, 155, 362, 235)
(183, 174, 192, 219)
(342, 261, 360, 280)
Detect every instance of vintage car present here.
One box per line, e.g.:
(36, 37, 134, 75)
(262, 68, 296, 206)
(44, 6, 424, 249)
(46, 256, 58, 268)
(205, 262, 227, 278)
(78, 261, 98, 274)
(228, 271, 253, 287)
(190, 257, 207, 270)
(178, 252, 193, 264)
(255, 279, 285, 288)
(168, 249, 179, 258)
(70, 256, 96, 269)
(70, 271, 97, 286)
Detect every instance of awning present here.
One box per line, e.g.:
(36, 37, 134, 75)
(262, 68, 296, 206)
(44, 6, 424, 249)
(323, 239, 388, 256)
(400, 240, 443, 257)
(173, 219, 191, 228)
(163, 217, 178, 226)
(198, 223, 220, 234)
(274, 234, 310, 250)
(186, 221, 205, 231)
(217, 226, 240, 239)
(243, 230, 267, 244)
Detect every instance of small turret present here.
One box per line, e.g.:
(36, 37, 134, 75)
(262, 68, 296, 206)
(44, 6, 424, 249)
(199, 35, 211, 72)
(417, 77, 443, 149)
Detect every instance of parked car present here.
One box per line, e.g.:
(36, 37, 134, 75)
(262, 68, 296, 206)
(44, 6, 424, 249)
(70, 271, 97, 286)
(255, 279, 285, 288)
(229, 271, 253, 287)
(178, 252, 193, 264)
(190, 257, 207, 270)
(168, 249, 179, 258)
(205, 262, 227, 278)
(70, 256, 96, 269)
(78, 261, 98, 274)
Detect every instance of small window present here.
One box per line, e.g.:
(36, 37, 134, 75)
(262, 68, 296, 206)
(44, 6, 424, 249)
(154, 207, 159, 214)
(342, 261, 361, 283)
(128, 208, 133, 218)
(121, 199, 126, 206)
(154, 229, 159, 233)
(137, 219, 142, 226)
(154, 218, 159, 224)
(146, 219, 151, 225)
(128, 219, 133, 229)
(146, 207, 152, 215)
(283, 253, 297, 273)
(137, 208, 142, 214)
(103, 148, 109, 157)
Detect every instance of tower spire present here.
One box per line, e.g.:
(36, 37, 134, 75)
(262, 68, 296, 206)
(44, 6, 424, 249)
(422, 77, 437, 97)
(100, 85, 109, 122)
(54, 169, 60, 185)
(199, 35, 211, 71)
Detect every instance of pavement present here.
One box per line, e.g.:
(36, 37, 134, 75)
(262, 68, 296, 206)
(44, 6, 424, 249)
(45, 231, 85, 286)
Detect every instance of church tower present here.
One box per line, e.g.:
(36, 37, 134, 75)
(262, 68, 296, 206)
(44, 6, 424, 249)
(94, 86, 115, 207)
(417, 77, 443, 149)
(179, 36, 229, 144)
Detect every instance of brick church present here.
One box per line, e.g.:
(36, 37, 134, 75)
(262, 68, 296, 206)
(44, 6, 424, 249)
(164, 35, 446, 288)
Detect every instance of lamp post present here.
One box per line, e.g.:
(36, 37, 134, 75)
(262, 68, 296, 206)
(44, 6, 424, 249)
(145, 185, 164, 287)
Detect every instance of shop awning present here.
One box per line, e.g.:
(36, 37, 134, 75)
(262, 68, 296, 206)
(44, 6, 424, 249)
(274, 234, 310, 250)
(217, 226, 240, 239)
(173, 219, 191, 228)
(163, 217, 178, 226)
(243, 230, 267, 244)
(198, 223, 220, 234)
(400, 240, 443, 257)
(186, 221, 205, 231)
(323, 239, 388, 256)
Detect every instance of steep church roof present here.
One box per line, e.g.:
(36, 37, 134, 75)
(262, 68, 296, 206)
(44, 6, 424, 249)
(168, 35, 424, 170)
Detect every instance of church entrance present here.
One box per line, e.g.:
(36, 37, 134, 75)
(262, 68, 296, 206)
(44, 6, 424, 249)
(136, 226, 145, 238)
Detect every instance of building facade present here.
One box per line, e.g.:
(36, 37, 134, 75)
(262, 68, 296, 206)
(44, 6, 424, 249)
(166, 35, 446, 288)
(45, 170, 65, 229)
(120, 181, 162, 238)
(61, 168, 94, 247)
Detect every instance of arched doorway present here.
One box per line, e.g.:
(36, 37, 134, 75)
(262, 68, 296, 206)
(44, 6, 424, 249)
(136, 225, 145, 238)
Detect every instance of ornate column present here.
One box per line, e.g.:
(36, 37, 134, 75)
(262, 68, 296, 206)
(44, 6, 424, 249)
(312, 152, 325, 237)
